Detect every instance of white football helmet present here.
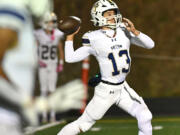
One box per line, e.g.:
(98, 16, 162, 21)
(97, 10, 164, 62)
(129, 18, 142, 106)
(0, 0, 53, 18)
(27, 0, 53, 18)
(41, 12, 57, 31)
(91, 0, 122, 29)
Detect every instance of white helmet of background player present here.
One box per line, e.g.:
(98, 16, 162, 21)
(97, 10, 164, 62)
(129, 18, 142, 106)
(91, 0, 122, 29)
(0, 0, 53, 20)
(41, 12, 57, 31)
(27, 0, 53, 18)
(0, 0, 52, 18)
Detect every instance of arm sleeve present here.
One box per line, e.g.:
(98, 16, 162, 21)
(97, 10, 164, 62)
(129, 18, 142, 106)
(65, 41, 95, 63)
(130, 32, 155, 49)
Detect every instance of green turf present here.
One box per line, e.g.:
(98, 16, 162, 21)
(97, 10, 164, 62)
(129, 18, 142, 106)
(34, 117, 180, 135)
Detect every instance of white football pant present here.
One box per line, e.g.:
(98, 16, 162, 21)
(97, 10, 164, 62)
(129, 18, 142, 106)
(57, 81, 152, 135)
(38, 63, 58, 122)
(39, 63, 58, 96)
(0, 108, 22, 135)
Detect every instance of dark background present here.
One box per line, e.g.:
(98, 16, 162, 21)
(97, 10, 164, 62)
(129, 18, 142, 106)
(50, 0, 180, 98)
(32, 0, 180, 117)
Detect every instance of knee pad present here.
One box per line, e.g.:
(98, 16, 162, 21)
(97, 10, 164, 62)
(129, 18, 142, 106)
(49, 86, 56, 93)
(130, 98, 152, 123)
(77, 111, 96, 132)
(130, 99, 152, 135)
(143, 109, 152, 122)
(48, 80, 56, 92)
(57, 121, 81, 135)
(58, 112, 96, 135)
(136, 104, 152, 134)
(78, 120, 95, 132)
(40, 90, 47, 97)
(134, 103, 152, 122)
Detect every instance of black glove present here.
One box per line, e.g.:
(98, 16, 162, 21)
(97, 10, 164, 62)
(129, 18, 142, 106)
(88, 73, 101, 87)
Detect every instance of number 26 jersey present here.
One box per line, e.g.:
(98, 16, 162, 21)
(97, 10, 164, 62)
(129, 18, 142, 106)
(34, 28, 64, 64)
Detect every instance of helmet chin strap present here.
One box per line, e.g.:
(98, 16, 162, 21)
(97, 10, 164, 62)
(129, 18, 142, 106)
(43, 23, 54, 31)
(47, 27, 54, 31)
(106, 23, 116, 29)
(44, 27, 53, 32)
(103, 21, 119, 30)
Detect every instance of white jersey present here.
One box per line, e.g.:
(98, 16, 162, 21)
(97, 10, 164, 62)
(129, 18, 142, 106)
(0, 2, 37, 96)
(0, 0, 37, 125)
(65, 27, 154, 83)
(34, 28, 64, 64)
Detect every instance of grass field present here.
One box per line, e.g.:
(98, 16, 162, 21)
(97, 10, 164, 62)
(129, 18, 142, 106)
(34, 116, 180, 135)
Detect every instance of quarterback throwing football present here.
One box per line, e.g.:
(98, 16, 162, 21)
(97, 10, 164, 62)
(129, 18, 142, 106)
(58, 0, 155, 135)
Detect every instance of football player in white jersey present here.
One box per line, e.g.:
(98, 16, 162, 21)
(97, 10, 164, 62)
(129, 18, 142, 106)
(0, 0, 53, 134)
(0, 0, 85, 134)
(57, 0, 155, 135)
(34, 12, 64, 123)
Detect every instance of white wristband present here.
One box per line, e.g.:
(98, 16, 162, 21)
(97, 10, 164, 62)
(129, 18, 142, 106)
(59, 59, 64, 65)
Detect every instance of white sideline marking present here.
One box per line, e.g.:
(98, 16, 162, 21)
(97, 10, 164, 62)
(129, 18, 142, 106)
(153, 125, 163, 130)
(24, 120, 66, 135)
(90, 127, 101, 132)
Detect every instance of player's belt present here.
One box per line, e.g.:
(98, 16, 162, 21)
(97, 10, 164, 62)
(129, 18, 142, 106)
(101, 80, 124, 85)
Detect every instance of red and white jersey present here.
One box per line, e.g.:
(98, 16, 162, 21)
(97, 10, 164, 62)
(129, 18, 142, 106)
(34, 28, 64, 64)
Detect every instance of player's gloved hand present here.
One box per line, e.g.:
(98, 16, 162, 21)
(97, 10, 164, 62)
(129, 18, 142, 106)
(34, 79, 85, 113)
(56, 64, 63, 72)
(39, 61, 47, 68)
(88, 73, 101, 87)
(48, 79, 85, 112)
(5, 79, 85, 128)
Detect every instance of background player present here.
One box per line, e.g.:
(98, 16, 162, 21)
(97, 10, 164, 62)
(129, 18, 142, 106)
(57, 0, 155, 135)
(34, 12, 64, 123)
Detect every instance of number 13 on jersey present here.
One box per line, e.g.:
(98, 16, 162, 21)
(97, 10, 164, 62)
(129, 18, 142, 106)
(108, 50, 131, 76)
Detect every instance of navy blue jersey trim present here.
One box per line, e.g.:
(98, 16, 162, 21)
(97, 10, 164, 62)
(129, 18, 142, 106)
(0, 9, 25, 22)
(82, 38, 90, 44)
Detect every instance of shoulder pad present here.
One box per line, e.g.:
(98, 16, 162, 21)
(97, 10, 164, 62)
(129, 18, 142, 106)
(82, 32, 91, 46)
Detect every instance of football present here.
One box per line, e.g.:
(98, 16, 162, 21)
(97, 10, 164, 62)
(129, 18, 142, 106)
(59, 16, 81, 35)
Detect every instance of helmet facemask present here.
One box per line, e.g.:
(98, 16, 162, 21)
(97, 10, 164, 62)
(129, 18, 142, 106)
(102, 9, 122, 29)
(41, 12, 57, 31)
